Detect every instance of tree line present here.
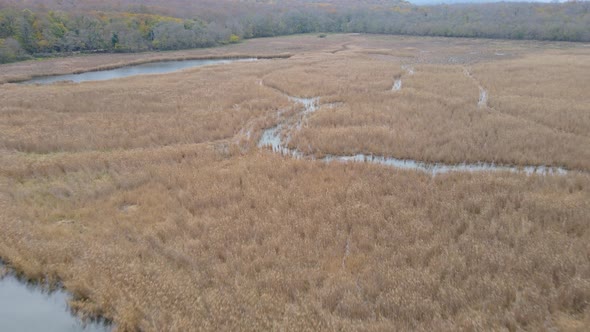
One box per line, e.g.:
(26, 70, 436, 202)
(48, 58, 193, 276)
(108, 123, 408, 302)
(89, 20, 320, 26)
(1, 0, 589, 63)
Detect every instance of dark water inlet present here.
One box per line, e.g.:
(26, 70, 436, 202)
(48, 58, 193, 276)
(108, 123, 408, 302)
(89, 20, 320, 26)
(22, 58, 257, 84)
(0, 263, 111, 332)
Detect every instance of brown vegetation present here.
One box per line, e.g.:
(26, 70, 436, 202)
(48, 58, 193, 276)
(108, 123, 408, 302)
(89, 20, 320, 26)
(2, 149, 590, 331)
(0, 59, 299, 153)
(473, 51, 590, 138)
(1, 34, 589, 331)
(278, 45, 590, 170)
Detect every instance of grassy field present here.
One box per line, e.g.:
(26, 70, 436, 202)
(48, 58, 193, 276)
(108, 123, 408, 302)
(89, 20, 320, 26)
(1, 34, 589, 331)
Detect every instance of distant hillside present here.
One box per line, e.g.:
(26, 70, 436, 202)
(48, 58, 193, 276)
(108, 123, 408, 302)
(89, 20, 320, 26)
(1, 0, 410, 17)
(1, 0, 588, 63)
(411, 0, 562, 4)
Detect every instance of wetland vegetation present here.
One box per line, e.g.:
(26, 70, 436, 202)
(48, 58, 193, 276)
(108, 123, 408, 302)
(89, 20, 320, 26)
(0, 4, 589, 331)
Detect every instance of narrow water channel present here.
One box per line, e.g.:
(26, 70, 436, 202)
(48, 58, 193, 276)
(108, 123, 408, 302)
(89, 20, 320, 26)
(0, 263, 111, 332)
(22, 58, 257, 84)
(257, 88, 569, 176)
(478, 87, 488, 108)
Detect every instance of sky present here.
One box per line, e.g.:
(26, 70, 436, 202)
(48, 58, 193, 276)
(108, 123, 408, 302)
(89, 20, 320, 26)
(410, 0, 565, 4)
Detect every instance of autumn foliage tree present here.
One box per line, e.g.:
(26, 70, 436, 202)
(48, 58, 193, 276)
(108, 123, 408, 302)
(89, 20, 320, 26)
(0, 0, 588, 63)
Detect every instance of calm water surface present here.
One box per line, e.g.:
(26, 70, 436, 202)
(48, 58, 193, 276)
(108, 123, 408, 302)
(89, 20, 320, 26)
(23, 58, 257, 84)
(0, 264, 111, 332)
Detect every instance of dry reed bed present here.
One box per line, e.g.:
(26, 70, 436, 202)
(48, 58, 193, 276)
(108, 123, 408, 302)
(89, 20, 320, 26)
(473, 51, 590, 138)
(1, 35, 590, 331)
(0, 60, 293, 153)
(1, 148, 589, 331)
(274, 55, 590, 170)
(263, 52, 402, 98)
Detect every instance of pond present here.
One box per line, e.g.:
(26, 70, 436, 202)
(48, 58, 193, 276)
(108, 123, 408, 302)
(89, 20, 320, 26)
(0, 263, 111, 332)
(23, 58, 257, 84)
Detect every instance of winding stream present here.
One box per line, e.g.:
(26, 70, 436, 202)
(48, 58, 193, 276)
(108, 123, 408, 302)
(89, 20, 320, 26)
(391, 66, 414, 91)
(463, 67, 489, 109)
(22, 58, 257, 84)
(392, 79, 402, 91)
(0, 263, 111, 331)
(478, 87, 488, 108)
(257, 94, 319, 158)
(257, 86, 568, 176)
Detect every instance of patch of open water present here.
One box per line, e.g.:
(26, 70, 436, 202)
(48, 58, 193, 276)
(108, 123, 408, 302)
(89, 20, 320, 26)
(0, 262, 111, 332)
(22, 58, 257, 84)
(257, 88, 568, 176)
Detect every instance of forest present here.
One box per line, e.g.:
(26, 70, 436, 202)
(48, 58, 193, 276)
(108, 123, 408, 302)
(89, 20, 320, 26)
(0, 0, 589, 63)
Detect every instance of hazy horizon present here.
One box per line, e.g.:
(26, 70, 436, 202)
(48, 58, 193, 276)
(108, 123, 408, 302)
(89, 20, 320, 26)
(411, 0, 567, 4)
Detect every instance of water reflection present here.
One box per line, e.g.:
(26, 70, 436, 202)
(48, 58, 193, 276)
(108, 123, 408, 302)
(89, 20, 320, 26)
(0, 263, 111, 332)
